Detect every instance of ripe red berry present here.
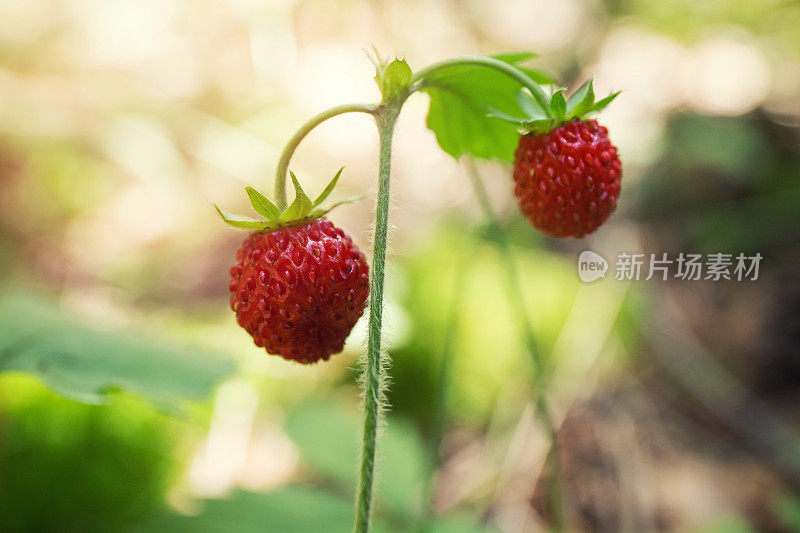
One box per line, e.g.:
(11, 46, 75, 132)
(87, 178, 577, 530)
(512, 119, 621, 238)
(228, 218, 369, 364)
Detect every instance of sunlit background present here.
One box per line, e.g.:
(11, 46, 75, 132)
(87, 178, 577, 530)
(1, 0, 800, 531)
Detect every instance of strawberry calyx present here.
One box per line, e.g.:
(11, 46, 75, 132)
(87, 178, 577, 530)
(489, 78, 620, 136)
(367, 47, 412, 102)
(215, 168, 361, 232)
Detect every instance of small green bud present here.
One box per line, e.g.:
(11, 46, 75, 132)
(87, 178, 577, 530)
(377, 58, 411, 101)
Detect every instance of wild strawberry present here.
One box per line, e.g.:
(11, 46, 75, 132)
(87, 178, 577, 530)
(497, 79, 621, 238)
(513, 120, 621, 238)
(216, 169, 368, 364)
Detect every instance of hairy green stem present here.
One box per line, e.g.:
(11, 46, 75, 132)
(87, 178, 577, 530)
(355, 103, 401, 533)
(410, 55, 550, 113)
(465, 159, 566, 530)
(274, 103, 375, 209)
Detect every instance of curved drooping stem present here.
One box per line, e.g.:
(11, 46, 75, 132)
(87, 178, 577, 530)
(355, 104, 401, 533)
(465, 158, 566, 530)
(410, 55, 550, 113)
(274, 103, 375, 209)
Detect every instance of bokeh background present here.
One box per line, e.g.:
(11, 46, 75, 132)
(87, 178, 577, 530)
(1, 0, 800, 531)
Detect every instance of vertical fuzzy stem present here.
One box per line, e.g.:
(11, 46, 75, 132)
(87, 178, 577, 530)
(465, 158, 567, 530)
(355, 106, 400, 533)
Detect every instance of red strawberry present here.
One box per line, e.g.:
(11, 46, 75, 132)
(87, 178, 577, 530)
(229, 219, 368, 364)
(216, 168, 368, 363)
(513, 119, 621, 238)
(496, 78, 621, 238)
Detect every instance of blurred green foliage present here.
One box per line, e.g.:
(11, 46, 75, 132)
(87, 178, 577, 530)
(611, 0, 800, 49)
(777, 494, 800, 531)
(387, 220, 584, 429)
(0, 291, 235, 408)
(637, 113, 800, 253)
(0, 375, 180, 532)
(138, 488, 356, 533)
(137, 486, 495, 533)
(286, 398, 428, 522)
(139, 398, 494, 532)
(0, 291, 230, 531)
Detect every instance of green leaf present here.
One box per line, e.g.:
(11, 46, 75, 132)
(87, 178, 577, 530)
(313, 167, 344, 207)
(244, 187, 280, 221)
(492, 51, 537, 64)
(281, 172, 314, 222)
(135, 488, 355, 533)
(421, 53, 547, 161)
(0, 292, 234, 409)
(214, 204, 269, 230)
(425, 88, 520, 160)
(567, 78, 595, 119)
(549, 88, 567, 120)
(592, 91, 621, 112)
(380, 58, 412, 99)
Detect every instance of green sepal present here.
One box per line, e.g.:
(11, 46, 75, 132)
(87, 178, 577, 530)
(313, 167, 344, 207)
(549, 88, 567, 120)
(281, 172, 314, 222)
(245, 186, 281, 221)
(522, 118, 556, 130)
(487, 79, 619, 136)
(486, 107, 530, 124)
(370, 49, 412, 101)
(214, 204, 271, 231)
(215, 168, 362, 233)
(515, 79, 620, 135)
(591, 91, 621, 112)
(381, 59, 412, 100)
(516, 89, 548, 119)
(485, 106, 556, 134)
(309, 195, 364, 218)
(566, 77, 594, 119)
